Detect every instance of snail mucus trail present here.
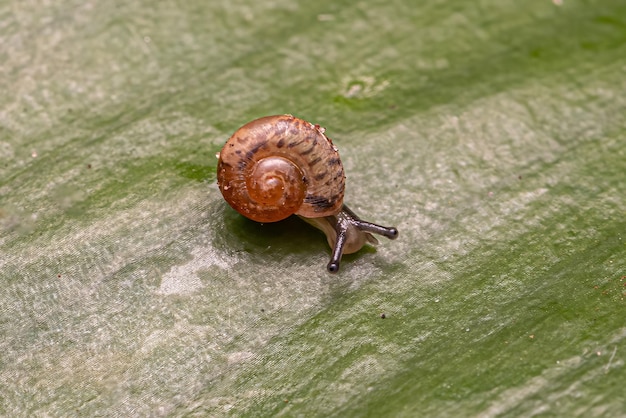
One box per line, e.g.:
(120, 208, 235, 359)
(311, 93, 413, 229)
(216, 114, 398, 273)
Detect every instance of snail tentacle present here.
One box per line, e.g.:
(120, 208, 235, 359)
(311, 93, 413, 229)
(339, 204, 399, 240)
(326, 205, 398, 273)
(302, 205, 398, 273)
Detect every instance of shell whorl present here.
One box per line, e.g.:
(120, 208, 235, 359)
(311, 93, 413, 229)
(217, 115, 345, 223)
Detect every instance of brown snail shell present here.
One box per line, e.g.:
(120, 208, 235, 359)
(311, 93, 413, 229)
(217, 114, 398, 273)
(217, 114, 344, 223)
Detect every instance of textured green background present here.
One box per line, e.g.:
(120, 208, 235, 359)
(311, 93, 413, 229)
(1, 0, 625, 416)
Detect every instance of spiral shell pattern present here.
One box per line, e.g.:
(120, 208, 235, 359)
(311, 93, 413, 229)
(217, 115, 345, 223)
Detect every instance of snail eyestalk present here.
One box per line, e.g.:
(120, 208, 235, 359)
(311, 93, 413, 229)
(339, 205, 399, 240)
(302, 205, 398, 273)
(327, 205, 398, 273)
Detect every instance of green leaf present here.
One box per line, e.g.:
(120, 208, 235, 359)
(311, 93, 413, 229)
(1, 0, 625, 416)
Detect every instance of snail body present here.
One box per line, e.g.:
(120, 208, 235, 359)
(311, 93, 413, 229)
(217, 114, 398, 273)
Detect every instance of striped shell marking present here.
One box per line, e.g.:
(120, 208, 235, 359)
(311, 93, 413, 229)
(217, 115, 345, 223)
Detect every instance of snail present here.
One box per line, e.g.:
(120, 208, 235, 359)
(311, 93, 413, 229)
(216, 114, 398, 273)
